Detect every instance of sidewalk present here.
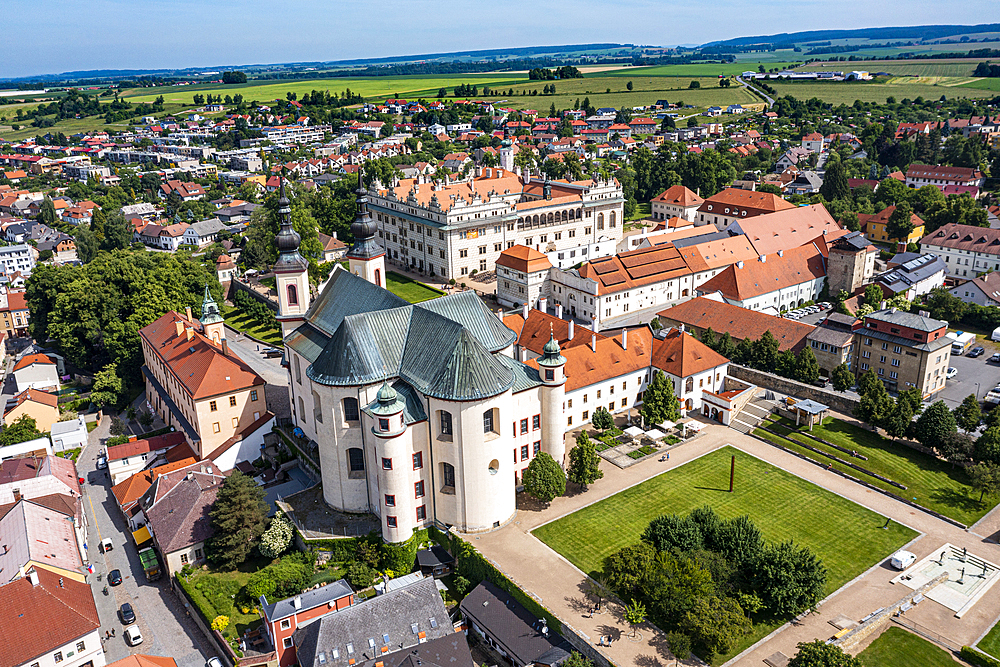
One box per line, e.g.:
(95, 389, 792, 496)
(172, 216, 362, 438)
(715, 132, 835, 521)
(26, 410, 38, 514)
(466, 424, 1000, 666)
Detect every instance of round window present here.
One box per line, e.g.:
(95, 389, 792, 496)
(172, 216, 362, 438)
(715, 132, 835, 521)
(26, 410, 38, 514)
(707, 205, 713, 211)
(488, 459, 499, 475)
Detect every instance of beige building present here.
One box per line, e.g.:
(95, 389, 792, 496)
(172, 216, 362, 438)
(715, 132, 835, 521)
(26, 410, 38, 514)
(138, 289, 271, 465)
(0, 290, 29, 338)
(3, 388, 59, 433)
(852, 308, 951, 397)
(806, 313, 858, 375)
(650, 185, 704, 222)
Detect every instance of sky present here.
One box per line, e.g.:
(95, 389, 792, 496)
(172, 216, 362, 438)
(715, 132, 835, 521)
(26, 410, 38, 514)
(2, 0, 999, 79)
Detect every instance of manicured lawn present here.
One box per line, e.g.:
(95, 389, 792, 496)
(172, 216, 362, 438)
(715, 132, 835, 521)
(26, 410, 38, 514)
(385, 271, 444, 304)
(977, 617, 1000, 659)
(222, 305, 284, 346)
(858, 627, 959, 667)
(534, 447, 916, 663)
(627, 202, 651, 222)
(767, 416, 994, 526)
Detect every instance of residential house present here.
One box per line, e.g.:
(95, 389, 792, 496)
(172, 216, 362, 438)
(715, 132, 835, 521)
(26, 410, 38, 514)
(215, 202, 260, 224)
(774, 147, 813, 171)
(0, 455, 82, 505)
(658, 296, 815, 354)
(801, 132, 826, 153)
(259, 580, 355, 667)
(159, 180, 206, 201)
(784, 170, 823, 195)
(918, 223, 1000, 278)
(0, 499, 85, 584)
(650, 185, 704, 222)
(3, 389, 59, 434)
(0, 291, 30, 337)
(181, 218, 226, 248)
(874, 253, 947, 301)
(0, 567, 104, 667)
(12, 353, 60, 392)
(49, 418, 88, 453)
(216, 254, 237, 286)
(0, 244, 36, 277)
(318, 233, 348, 262)
(105, 431, 190, 485)
(905, 164, 985, 192)
(695, 188, 795, 229)
(949, 270, 1000, 307)
(110, 457, 198, 532)
(852, 308, 951, 398)
(806, 312, 858, 375)
(858, 205, 925, 245)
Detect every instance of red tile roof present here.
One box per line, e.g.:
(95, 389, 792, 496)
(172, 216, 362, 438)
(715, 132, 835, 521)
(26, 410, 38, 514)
(496, 245, 551, 274)
(652, 185, 703, 208)
(106, 431, 187, 462)
(12, 353, 55, 372)
(697, 188, 795, 217)
(529, 328, 653, 392)
(107, 656, 178, 667)
(0, 567, 99, 667)
(575, 244, 692, 295)
(650, 328, 729, 377)
(4, 388, 58, 416)
(697, 243, 826, 301)
(658, 297, 814, 353)
(503, 309, 608, 355)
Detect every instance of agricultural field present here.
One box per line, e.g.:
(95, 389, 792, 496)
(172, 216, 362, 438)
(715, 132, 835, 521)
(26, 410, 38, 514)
(765, 79, 996, 104)
(603, 62, 800, 77)
(795, 60, 982, 77)
(960, 77, 1000, 91)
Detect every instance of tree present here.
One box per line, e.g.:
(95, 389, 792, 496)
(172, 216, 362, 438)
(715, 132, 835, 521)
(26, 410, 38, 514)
(567, 432, 604, 488)
(795, 347, 821, 384)
(819, 159, 849, 201)
(207, 471, 269, 569)
(886, 202, 916, 243)
(623, 599, 646, 637)
(840, 211, 860, 232)
(923, 287, 968, 323)
(700, 327, 716, 349)
(591, 406, 614, 431)
(0, 415, 43, 447)
(689, 81, 700, 89)
(561, 653, 593, 667)
(752, 331, 780, 371)
(681, 596, 751, 661)
(752, 541, 826, 615)
(830, 364, 854, 392)
(90, 362, 123, 408)
(913, 400, 957, 449)
(855, 371, 892, 429)
(976, 427, 1000, 464)
(626, 81, 634, 91)
(787, 640, 863, 667)
(640, 370, 681, 426)
(101, 210, 132, 252)
(969, 462, 1000, 503)
(75, 227, 99, 263)
(882, 396, 913, 441)
(939, 431, 975, 466)
(665, 632, 692, 666)
(953, 394, 982, 433)
(38, 197, 57, 226)
(583, 575, 610, 610)
(863, 283, 884, 309)
(605, 542, 656, 596)
(642, 514, 704, 553)
(521, 452, 566, 503)
(714, 515, 763, 570)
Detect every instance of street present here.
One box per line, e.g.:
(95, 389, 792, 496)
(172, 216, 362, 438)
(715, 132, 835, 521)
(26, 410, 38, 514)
(79, 416, 217, 667)
(222, 325, 290, 420)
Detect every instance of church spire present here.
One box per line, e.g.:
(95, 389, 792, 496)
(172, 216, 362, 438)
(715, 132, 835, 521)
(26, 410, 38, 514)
(346, 163, 383, 260)
(200, 283, 223, 325)
(274, 177, 307, 272)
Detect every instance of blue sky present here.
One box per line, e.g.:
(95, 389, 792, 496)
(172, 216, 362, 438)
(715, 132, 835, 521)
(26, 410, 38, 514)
(2, 0, 998, 79)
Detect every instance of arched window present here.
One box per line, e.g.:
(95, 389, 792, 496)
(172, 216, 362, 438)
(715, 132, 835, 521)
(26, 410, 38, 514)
(312, 390, 323, 424)
(374, 269, 382, 287)
(483, 408, 497, 434)
(287, 283, 298, 306)
(297, 396, 305, 419)
(685, 377, 694, 393)
(294, 355, 302, 384)
(343, 397, 360, 422)
(347, 448, 365, 472)
(610, 211, 616, 227)
(597, 213, 604, 230)
(439, 410, 453, 439)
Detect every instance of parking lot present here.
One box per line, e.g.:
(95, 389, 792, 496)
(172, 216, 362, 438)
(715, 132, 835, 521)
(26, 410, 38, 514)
(937, 337, 1000, 412)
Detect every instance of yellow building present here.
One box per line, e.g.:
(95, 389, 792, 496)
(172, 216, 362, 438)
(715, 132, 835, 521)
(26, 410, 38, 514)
(3, 388, 60, 433)
(0, 291, 30, 338)
(860, 205, 925, 245)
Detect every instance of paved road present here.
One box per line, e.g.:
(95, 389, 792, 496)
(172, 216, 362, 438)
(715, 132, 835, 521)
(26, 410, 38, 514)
(223, 325, 290, 421)
(80, 416, 217, 667)
(738, 77, 775, 108)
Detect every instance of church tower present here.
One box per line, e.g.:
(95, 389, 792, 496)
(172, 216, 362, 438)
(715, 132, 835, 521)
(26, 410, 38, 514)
(537, 331, 567, 467)
(200, 283, 226, 345)
(346, 166, 386, 289)
(273, 180, 310, 338)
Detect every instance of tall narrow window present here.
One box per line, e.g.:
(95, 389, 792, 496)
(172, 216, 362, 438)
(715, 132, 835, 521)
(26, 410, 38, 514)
(375, 269, 382, 287)
(347, 448, 365, 472)
(442, 462, 455, 489)
(439, 411, 453, 437)
(312, 391, 323, 424)
(294, 355, 302, 384)
(343, 397, 359, 421)
(287, 283, 298, 306)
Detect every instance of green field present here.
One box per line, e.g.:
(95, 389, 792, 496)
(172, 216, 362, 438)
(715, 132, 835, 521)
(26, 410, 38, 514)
(385, 271, 444, 303)
(858, 627, 959, 667)
(796, 61, 981, 77)
(605, 63, 799, 77)
(977, 617, 1000, 659)
(534, 447, 915, 664)
(756, 416, 994, 526)
(960, 77, 1000, 91)
(765, 80, 996, 104)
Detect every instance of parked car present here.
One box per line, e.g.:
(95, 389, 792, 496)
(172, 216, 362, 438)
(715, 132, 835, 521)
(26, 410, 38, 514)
(108, 569, 122, 586)
(991, 353, 1000, 364)
(96, 455, 107, 470)
(119, 602, 136, 625)
(946, 367, 958, 379)
(261, 347, 282, 358)
(100, 538, 113, 553)
(124, 626, 143, 646)
(969, 346, 986, 358)
(206, 658, 224, 667)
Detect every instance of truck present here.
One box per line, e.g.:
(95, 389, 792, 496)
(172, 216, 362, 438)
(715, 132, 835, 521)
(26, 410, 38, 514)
(948, 331, 976, 355)
(138, 547, 161, 581)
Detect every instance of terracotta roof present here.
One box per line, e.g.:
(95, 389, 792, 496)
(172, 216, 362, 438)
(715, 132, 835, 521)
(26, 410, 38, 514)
(4, 388, 58, 417)
(111, 456, 198, 509)
(906, 164, 983, 182)
(697, 243, 826, 301)
(858, 205, 924, 231)
(735, 204, 845, 256)
(658, 297, 814, 353)
(575, 244, 692, 295)
(675, 234, 758, 273)
(139, 311, 264, 400)
(3, 291, 27, 312)
(143, 461, 227, 553)
(528, 328, 653, 392)
(106, 656, 178, 667)
(495, 245, 552, 273)
(0, 456, 80, 496)
(12, 353, 55, 372)
(650, 328, 729, 377)
(106, 431, 187, 462)
(0, 567, 99, 667)
(920, 223, 1000, 253)
(652, 185, 703, 208)
(215, 254, 236, 270)
(318, 232, 347, 252)
(697, 188, 795, 217)
(503, 309, 607, 355)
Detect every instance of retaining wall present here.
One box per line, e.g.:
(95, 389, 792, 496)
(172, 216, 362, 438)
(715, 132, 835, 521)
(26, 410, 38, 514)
(728, 365, 860, 415)
(833, 572, 948, 651)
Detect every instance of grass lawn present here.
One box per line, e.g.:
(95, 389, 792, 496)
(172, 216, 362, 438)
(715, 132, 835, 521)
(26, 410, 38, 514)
(858, 627, 959, 667)
(961, 78, 1000, 91)
(222, 305, 284, 346)
(385, 271, 444, 303)
(627, 202, 651, 222)
(534, 447, 916, 663)
(180, 568, 263, 644)
(977, 617, 1000, 659)
(763, 416, 993, 526)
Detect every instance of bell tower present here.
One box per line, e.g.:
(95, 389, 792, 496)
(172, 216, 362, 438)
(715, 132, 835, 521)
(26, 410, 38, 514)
(200, 284, 225, 345)
(273, 179, 310, 338)
(537, 330, 567, 467)
(346, 165, 386, 289)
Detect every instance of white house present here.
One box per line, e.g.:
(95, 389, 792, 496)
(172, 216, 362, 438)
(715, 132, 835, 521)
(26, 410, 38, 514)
(696, 243, 827, 312)
(919, 223, 1000, 278)
(182, 218, 226, 248)
(12, 353, 60, 392)
(950, 270, 1000, 307)
(50, 417, 89, 453)
(874, 253, 947, 301)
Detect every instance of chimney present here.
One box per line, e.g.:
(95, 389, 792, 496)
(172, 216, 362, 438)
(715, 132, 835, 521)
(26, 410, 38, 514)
(621, 328, 628, 350)
(221, 339, 229, 356)
(13, 489, 20, 502)
(591, 333, 597, 352)
(185, 306, 193, 322)
(539, 297, 548, 313)
(777, 249, 783, 257)
(919, 310, 930, 317)
(522, 302, 529, 319)
(27, 569, 38, 587)
(175, 320, 185, 337)
(185, 327, 194, 341)
(759, 254, 766, 263)
(568, 320, 575, 340)
(556, 303, 563, 319)
(293, 595, 302, 610)
(880, 300, 887, 310)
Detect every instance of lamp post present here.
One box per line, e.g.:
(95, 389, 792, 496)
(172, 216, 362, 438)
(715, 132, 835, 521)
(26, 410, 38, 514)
(976, 382, 982, 400)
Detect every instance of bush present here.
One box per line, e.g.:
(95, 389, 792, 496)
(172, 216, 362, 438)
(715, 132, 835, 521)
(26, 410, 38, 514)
(453, 575, 471, 596)
(346, 562, 379, 588)
(259, 514, 294, 559)
(961, 647, 1000, 667)
(211, 615, 229, 632)
(245, 570, 276, 601)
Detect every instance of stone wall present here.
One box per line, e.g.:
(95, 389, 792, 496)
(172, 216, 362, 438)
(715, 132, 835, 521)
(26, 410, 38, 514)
(727, 364, 860, 415)
(228, 278, 279, 313)
(833, 572, 948, 652)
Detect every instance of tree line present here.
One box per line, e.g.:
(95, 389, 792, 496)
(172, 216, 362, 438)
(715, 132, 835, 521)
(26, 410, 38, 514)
(700, 328, 823, 386)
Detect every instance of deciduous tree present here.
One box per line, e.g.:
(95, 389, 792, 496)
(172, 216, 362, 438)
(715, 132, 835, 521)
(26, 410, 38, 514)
(913, 400, 957, 449)
(752, 541, 826, 616)
(787, 641, 863, 667)
(567, 432, 604, 488)
(953, 394, 983, 433)
(641, 370, 681, 426)
(831, 364, 854, 392)
(969, 462, 1000, 503)
(521, 452, 566, 503)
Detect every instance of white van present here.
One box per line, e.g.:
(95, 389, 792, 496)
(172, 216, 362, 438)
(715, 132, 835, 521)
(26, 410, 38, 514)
(890, 550, 916, 570)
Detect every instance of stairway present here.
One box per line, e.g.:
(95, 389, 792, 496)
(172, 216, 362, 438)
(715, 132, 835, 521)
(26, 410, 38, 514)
(731, 396, 776, 434)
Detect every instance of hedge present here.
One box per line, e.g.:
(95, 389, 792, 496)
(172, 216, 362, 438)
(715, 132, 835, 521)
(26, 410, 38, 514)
(381, 528, 429, 575)
(963, 647, 1000, 667)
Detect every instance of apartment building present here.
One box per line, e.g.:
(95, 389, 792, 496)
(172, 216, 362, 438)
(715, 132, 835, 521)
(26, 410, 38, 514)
(367, 169, 624, 280)
(0, 244, 36, 277)
(905, 164, 985, 192)
(918, 223, 1000, 278)
(852, 308, 951, 398)
(0, 290, 30, 337)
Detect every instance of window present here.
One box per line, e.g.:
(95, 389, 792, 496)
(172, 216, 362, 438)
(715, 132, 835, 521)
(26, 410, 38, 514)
(280, 619, 292, 630)
(532, 414, 540, 430)
(378, 418, 389, 431)
(287, 284, 298, 306)
(229, 396, 237, 407)
(282, 636, 294, 649)
(521, 445, 529, 461)
(347, 448, 365, 472)
(413, 452, 423, 470)
(583, 410, 590, 420)
(483, 409, 496, 434)
(442, 462, 456, 488)
(313, 391, 323, 424)
(212, 422, 221, 433)
(195, 548, 203, 559)
(210, 400, 218, 412)
(415, 481, 425, 498)
(385, 495, 395, 507)
(54, 654, 63, 664)
(294, 355, 302, 384)
(685, 377, 694, 393)
(545, 369, 554, 381)
(76, 642, 85, 653)
(181, 553, 189, 564)
(567, 416, 573, 426)
(250, 390, 258, 402)
(520, 418, 529, 434)
(459, 249, 468, 258)
(382, 457, 393, 470)
(344, 397, 360, 421)
(386, 516, 397, 528)
(233, 417, 239, 427)
(439, 410, 453, 437)
(533, 441, 541, 455)
(621, 398, 627, 407)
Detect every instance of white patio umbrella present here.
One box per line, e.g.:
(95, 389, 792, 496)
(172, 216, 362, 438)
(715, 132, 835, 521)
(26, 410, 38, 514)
(624, 426, 644, 438)
(644, 429, 666, 440)
(658, 420, 676, 431)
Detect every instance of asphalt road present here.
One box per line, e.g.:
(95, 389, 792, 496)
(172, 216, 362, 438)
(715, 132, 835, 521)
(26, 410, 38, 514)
(223, 325, 291, 421)
(80, 418, 217, 667)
